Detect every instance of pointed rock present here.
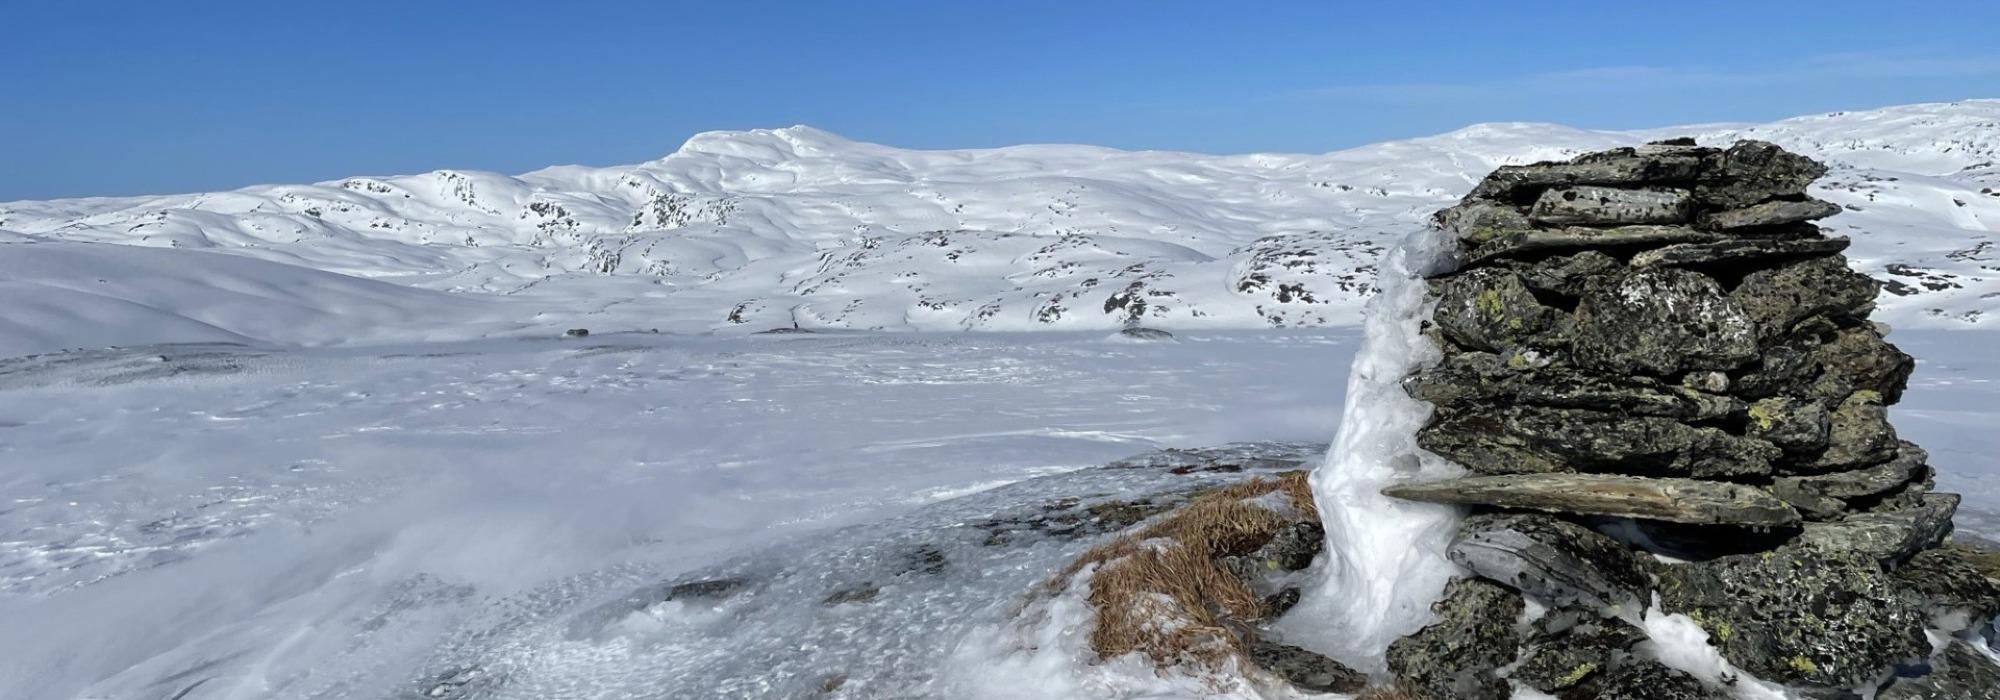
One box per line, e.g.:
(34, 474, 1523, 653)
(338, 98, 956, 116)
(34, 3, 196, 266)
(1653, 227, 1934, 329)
(1699, 197, 1844, 230)
(1382, 473, 1801, 526)
(1694, 140, 1830, 210)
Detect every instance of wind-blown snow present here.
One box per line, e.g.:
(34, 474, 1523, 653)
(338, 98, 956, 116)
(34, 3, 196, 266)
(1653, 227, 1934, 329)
(3, 101, 1999, 358)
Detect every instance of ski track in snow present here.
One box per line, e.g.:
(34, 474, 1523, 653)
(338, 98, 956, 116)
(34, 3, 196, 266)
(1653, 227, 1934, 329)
(0, 330, 1992, 699)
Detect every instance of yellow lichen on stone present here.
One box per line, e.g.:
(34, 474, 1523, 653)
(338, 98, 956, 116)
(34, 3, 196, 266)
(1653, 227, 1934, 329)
(1556, 662, 1598, 687)
(1788, 655, 1819, 674)
(1475, 288, 1506, 320)
(1748, 400, 1778, 431)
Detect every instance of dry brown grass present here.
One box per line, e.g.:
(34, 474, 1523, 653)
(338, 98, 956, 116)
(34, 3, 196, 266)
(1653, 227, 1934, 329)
(1050, 471, 1318, 667)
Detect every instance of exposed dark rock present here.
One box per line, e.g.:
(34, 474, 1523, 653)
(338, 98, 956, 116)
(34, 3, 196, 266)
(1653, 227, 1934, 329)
(1528, 185, 1692, 226)
(1876, 641, 2000, 700)
(1469, 149, 1705, 202)
(1259, 587, 1303, 618)
(1117, 326, 1175, 341)
(1222, 522, 1324, 584)
(1510, 609, 1647, 693)
(663, 577, 750, 603)
(1730, 255, 1881, 341)
(1796, 493, 1958, 565)
(1406, 355, 1740, 420)
(1894, 544, 2000, 617)
(1431, 267, 1570, 353)
(1449, 513, 1650, 609)
(822, 583, 880, 605)
(1572, 268, 1758, 376)
(1386, 579, 1524, 700)
(1246, 639, 1368, 694)
(1694, 140, 1829, 210)
(1417, 405, 1778, 478)
(1797, 390, 1899, 472)
(1745, 396, 1832, 454)
(1465, 225, 1719, 265)
(1809, 326, 1916, 404)
(1435, 200, 1534, 245)
(1383, 473, 1800, 526)
(1657, 544, 1929, 689)
(1699, 197, 1845, 230)
(563, 328, 590, 338)
(1504, 249, 1623, 297)
(1565, 659, 1722, 700)
(1630, 236, 1850, 269)
(1770, 443, 1926, 518)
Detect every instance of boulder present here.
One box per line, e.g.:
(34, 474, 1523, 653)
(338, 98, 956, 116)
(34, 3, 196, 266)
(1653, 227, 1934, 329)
(1629, 236, 1849, 269)
(1449, 513, 1651, 610)
(1809, 326, 1916, 404)
(1694, 140, 1830, 210)
(1796, 493, 1958, 565)
(1385, 579, 1524, 700)
(1875, 641, 2000, 700)
(1382, 473, 1800, 526)
(1572, 268, 1758, 376)
(1417, 405, 1778, 478)
(1469, 149, 1706, 202)
(1656, 544, 1929, 689)
(1221, 521, 1324, 585)
(1510, 609, 1647, 694)
(1528, 185, 1692, 226)
(1246, 639, 1368, 694)
(1730, 255, 1882, 340)
(1431, 268, 1570, 353)
(1699, 197, 1844, 230)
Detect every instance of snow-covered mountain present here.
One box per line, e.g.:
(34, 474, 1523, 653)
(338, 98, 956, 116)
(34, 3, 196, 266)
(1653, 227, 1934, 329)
(3, 100, 1997, 356)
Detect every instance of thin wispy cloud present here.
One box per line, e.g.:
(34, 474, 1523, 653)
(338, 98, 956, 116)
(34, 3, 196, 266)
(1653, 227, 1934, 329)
(1303, 50, 2000, 105)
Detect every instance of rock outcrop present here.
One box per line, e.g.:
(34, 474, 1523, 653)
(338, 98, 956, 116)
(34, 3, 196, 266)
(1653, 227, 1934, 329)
(1381, 141, 1998, 698)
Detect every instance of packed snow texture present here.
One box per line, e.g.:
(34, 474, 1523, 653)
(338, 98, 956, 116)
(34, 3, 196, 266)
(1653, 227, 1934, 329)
(1277, 228, 1465, 671)
(4, 100, 2000, 358)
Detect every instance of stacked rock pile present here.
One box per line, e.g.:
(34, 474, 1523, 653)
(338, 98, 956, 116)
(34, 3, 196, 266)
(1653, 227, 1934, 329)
(1378, 141, 2000, 699)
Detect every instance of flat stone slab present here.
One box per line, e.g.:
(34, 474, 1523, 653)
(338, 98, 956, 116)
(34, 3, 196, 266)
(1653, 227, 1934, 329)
(1630, 236, 1850, 268)
(1699, 197, 1844, 230)
(1797, 493, 1959, 564)
(1465, 225, 1720, 265)
(1468, 150, 1705, 202)
(1383, 473, 1801, 526)
(1529, 185, 1692, 226)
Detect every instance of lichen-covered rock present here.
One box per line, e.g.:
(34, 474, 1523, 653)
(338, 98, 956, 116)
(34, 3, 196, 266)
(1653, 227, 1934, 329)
(1245, 639, 1368, 694)
(1449, 513, 1650, 610)
(1383, 473, 1800, 526)
(1435, 200, 1533, 245)
(1569, 659, 1723, 700)
(1699, 197, 1844, 230)
(1769, 443, 1926, 519)
(1730, 255, 1882, 340)
(1418, 405, 1778, 478)
(1406, 356, 1739, 420)
(1528, 185, 1692, 226)
(1796, 493, 1958, 565)
(1432, 267, 1569, 353)
(1510, 609, 1647, 693)
(1572, 268, 1758, 376)
(1465, 225, 1718, 265)
(1503, 249, 1622, 297)
(1798, 390, 1899, 472)
(1221, 521, 1324, 585)
(1894, 544, 2000, 617)
(1468, 148, 1706, 202)
(1877, 641, 2000, 700)
(1629, 236, 1849, 269)
(1385, 579, 1524, 700)
(1745, 396, 1831, 453)
(1809, 326, 1916, 404)
(1694, 140, 1829, 210)
(1656, 544, 1929, 689)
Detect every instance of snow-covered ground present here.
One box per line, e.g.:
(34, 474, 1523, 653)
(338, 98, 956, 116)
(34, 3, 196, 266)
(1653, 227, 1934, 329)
(0, 329, 1992, 699)
(2, 100, 1998, 358)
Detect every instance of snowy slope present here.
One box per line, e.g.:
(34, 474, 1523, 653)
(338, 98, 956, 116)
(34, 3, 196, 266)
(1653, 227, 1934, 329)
(3, 100, 1996, 356)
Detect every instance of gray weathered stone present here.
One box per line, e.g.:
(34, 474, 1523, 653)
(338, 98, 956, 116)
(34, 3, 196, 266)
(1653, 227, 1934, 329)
(1469, 150, 1705, 202)
(1730, 255, 1882, 340)
(1449, 513, 1651, 610)
(1630, 236, 1850, 269)
(1528, 185, 1692, 226)
(1573, 659, 1723, 700)
(1510, 609, 1647, 693)
(1657, 543, 1929, 689)
(1246, 639, 1368, 694)
(1431, 268, 1570, 353)
(1798, 390, 1899, 472)
(1745, 396, 1832, 454)
(1572, 268, 1759, 376)
(1465, 225, 1719, 265)
(1877, 641, 2000, 700)
(1694, 140, 1830, 210)
(1894, 544, 2000, 617)
(1773, 442, 1925, 505)
(1406, 354, 1740, 421)
(1797, 493, 1959, 565)
(1504, 249, 1622, 297)
(1809, 326, 1916, 404)
(1418, 405, 1778, 478)
(1435, 200, 1533, 246)
(1386, 579, 1524, 700)
(1700, 197, 1844, 230)
(1382, 473, 1801, 526)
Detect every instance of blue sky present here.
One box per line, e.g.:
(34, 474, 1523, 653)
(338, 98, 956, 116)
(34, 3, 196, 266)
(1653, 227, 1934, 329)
(5, 1, 1999, 201)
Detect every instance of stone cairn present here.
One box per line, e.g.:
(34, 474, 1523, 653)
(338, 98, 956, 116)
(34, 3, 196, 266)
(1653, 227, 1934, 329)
(1375, 140, 2000, 699)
